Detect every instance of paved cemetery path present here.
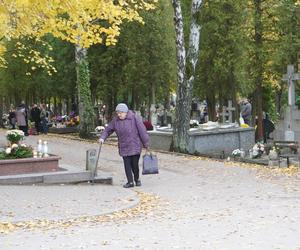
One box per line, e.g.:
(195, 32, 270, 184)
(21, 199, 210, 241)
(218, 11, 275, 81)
(1, 131, 300, 249)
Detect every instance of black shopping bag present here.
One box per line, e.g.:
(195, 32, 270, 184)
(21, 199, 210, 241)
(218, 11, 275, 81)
(142, 152, 159, 175)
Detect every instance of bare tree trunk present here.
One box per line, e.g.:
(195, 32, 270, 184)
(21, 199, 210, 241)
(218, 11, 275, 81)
(172, 0, 202, 152)
(207, 94, 216, 121)
(147, 94, 151, 121)
(151, 81, 156, 105)
(0, 96, 4, 128)
(275, 89, 282, 114)
(53, 97, 57, 115)
(253, 0, 263, 141)
(229, 68, 239, 122)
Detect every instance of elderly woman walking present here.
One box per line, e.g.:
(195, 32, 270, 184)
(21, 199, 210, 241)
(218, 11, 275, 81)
(99, 103, 149, 188)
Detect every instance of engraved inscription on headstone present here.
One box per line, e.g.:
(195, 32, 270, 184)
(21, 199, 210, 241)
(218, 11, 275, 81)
(86, 149, 97, 176)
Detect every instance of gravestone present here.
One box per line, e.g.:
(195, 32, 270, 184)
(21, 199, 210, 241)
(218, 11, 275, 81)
(227, 100, 236, 123)
(283, 65, 299, 106)
(150, 104, 158, 129)
(156, 105, 166, 126)
(166, 107, 175, 128)
(149, 127, 255, 155)
(86, 149, 98, 177)
(191, 101, 201, 121)
(219, 101, 236, 124)
(166, 113, 172, 126)
(220, 106, 228, 123)
(274, 65, 300, 142)
(158, 112, 166, 126)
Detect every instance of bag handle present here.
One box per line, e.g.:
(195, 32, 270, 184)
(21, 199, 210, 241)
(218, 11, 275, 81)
(144, 150, 155, 158)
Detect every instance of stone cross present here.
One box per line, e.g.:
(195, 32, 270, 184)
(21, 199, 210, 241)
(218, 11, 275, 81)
(220, 106, 228, 123)
(282, 65, 300, 106)
(226, 100, 236, 123)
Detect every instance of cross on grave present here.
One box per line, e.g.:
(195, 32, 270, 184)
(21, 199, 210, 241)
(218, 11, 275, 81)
(282, 65, 300, 106)
(227, 100, 236, 123)
(220, 106, 228, 123)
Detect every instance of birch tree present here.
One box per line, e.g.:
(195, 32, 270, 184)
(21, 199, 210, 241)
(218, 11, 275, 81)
(172, 0, 202, 152)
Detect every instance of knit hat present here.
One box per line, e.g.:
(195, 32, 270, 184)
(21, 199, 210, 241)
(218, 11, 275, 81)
(115, 103, 129, 113)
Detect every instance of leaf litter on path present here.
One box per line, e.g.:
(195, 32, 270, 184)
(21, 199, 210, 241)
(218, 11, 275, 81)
(0, 191, 169, 234)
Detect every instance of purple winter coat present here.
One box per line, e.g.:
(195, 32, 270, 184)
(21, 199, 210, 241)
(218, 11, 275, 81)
(100, 111, 150, 157)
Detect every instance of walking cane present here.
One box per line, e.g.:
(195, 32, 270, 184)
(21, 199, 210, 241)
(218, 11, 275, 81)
(92, 141, 102, 184)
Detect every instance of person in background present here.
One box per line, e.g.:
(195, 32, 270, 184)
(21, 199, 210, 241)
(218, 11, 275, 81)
(16, 102, 28, 135)
(263, 112, 275, 143)
(240, 99, 252, 126)
(30, 104, 41, 134)
(40, 104, 48, 134)
(99, 103, 150, 188)
(8, 105, 16, 129)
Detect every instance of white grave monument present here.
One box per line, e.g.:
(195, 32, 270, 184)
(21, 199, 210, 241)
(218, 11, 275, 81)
(218, 100, 236, 129)
(150, 104, 158, 130)
(274, 65, 300, 142)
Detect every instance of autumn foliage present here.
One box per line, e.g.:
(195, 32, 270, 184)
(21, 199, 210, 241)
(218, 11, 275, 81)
(0, 0, 157, 67)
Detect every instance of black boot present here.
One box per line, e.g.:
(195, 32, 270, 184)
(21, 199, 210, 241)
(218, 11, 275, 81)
(135, 180, 142, 187)
(123, 182, 134, 188)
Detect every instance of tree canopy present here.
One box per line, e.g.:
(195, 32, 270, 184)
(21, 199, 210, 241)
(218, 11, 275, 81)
(0, 0, 157, 68)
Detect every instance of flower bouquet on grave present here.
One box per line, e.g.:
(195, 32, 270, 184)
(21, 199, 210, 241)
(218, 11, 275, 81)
(0, 143, 33, 160)
(232, 149, 242, 158)
(190, 119, 199, 128)
(268, 146, 279, 160)
(65, 116, 80, 127)
(252, 142, 264, 158)
(6, 129, 24, 145)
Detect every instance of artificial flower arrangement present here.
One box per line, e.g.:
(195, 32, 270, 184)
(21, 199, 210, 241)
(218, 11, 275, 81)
(190, 119, 199, 128)
(0, 129, 34, 160)
(268, 146, 279, 160)
(252, 142, 264, 158)
(232, 148, 246, 159)
(232, 149, 242, 157)
(0, 130, 33, 160)
(52, 113, 80, 128)
(240, 123, 249, 128)
(6, 129, 24, 144)
(65, 116, 80, 127)
(0, 143, 33, 160)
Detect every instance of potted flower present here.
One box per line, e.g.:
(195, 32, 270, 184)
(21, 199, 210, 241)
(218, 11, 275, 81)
(268, 146, 279, 160)
(6, 129, 25, 145)
(252, 142, 265, 158)
(190, 120, 199, 128)
(0, 143, 33, 160)
(232, 149, 241, 159)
